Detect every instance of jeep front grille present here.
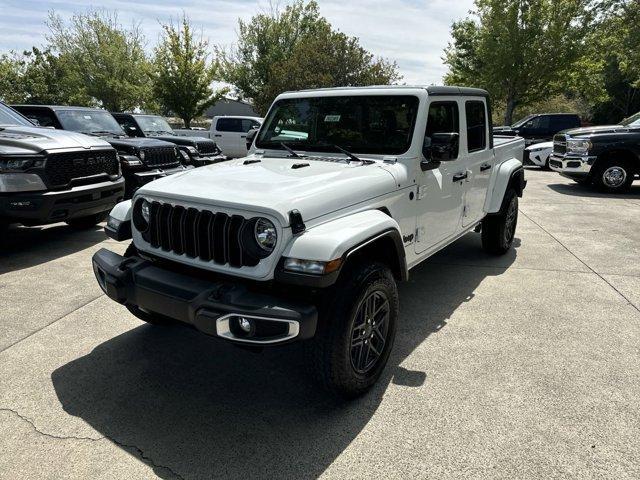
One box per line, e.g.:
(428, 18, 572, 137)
(553, 134, 567, 154)
(195, 141, 218, 155)
(143, 202, 259, 268)
(44, 149, 119, 188)
(141, 146, 180, 168)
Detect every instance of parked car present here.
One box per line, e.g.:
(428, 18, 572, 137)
(110, 113, 223, 167)
(549, 111, 640, 192)
(174, 115, 263, 158)
(494, 113, 581, 146)
(93, 86, 525, 397)
(13, 105, 187, 199)
(0, 102, 124, 233)
(523, 141, 553, 169)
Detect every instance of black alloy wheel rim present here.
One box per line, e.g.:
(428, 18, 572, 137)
(504, 197, 518, 245)
(350, 290, 390, 374)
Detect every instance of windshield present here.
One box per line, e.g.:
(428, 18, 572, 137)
(136, 115, 174, 134)
(0, 103, 34, 127)
(511, 114, 535, 128)
(57, 110, 124, 136)
(621, 111, 640, 127)
(256, 95, 419, 155)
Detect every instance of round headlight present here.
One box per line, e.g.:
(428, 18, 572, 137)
(139, 150, 146, 161)
(133, 198, 150, 232)
(254, 218, 277, 252)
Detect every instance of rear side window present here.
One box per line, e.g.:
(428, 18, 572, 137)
(216, 118, 243, 132)
(550, 115, 579, 131)
(465, 101, 487, 152)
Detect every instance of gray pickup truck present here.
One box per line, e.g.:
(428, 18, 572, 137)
(0, 102, 124, 233)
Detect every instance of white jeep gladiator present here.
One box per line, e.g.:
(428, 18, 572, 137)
(93, 86, 525, 397)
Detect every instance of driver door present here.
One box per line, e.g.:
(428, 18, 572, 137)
(414, 99, 466, 255)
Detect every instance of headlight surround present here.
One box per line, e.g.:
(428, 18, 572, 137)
(0, 155, 45, 172)
(186, 146, 198, 155)
(283, 258, 343, 275)
(132, 197, 151, 232)
(138, 150, 146, 161)
(254, 218, 277, 252)
(566, 139, 592, 154)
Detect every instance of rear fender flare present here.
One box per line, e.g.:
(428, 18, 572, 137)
(485, 159, 525, 214)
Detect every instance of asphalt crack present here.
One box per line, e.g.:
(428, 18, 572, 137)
(1, 407, 186, 480)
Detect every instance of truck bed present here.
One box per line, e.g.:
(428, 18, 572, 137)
(494, 135, 525, 163)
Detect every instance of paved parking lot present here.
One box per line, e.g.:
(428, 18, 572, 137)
(1, 169, 639, 480)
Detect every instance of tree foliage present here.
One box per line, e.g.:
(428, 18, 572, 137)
(0, 52, 27, 103)
(46, 10, 151, 111)
(152, 15, 225, 128)
(443, 0, 593, 124)
(218, 1, 401, 114)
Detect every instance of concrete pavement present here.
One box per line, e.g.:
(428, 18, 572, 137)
(1, 169, 639, 479)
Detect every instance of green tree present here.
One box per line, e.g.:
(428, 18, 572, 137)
(21, 47, 93, 106)
(443, 0, 593, 124)
(152, 15, 225, 128)
(218, 1, 400, 114)
(0, 52, 27, 103)
(46, 10, 151, 111)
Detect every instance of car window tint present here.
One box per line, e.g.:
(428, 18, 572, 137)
(425, 101, 459, 159)
(465, 101, 487, 152)
(25, 111, 57, 128)
(216, 118, 243, 132)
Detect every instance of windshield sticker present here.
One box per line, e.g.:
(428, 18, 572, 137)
(84, 115, 92, 119)
(324, 115, 341, 123)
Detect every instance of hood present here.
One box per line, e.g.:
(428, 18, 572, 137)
(0, 125, 111, 155)
(563, 125, 631, 137)
(105, 136, 177, 151)
(149, 135, 198, 147)
(137, 155, 398, 226)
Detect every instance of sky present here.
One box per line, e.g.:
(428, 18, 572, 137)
(0, 0, 475, 86)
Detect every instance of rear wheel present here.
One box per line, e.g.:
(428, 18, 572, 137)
(593, 159, 634, 193)
(308, 262, 398, 398)
(123, 242, 175, 326)
(66, 212, 108, 230)
(481, 188, 518, 255)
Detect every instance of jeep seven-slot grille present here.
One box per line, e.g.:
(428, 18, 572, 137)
(44, 149, 119, 188)
(141, 146, 180, 168)
(553, 134, 567, 154)
(143, 202, 259, 268)
(195, 141, 218, 155)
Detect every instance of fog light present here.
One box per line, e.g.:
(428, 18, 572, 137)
(238, 317, 252, 333)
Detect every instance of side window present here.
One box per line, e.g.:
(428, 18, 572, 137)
(241, 119, 258, 133)
(24, 110, 57, 128)
(465, 101, 487, 152)
(216, 118, 243, 132)
(117, 117, 141, 136)
(425, 101, 459, 159)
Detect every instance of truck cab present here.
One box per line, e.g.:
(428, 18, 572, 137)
(12, 105, 187, 199)
(93, 86, 525, 397)
(494, 113, 581, 146)
(111, 113, 223, 167)
(0, 102, 124, 232)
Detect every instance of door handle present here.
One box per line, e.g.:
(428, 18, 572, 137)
(214, 134, 222, 137)
(480, 163, 492, 172)
(453, 172, 468, 182)
(240, 135, 247, 138)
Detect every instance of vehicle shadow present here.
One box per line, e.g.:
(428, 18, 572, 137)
(547, 182, 640, 198)
(0, 223, 108, 275)
(51, 233, 518, 480)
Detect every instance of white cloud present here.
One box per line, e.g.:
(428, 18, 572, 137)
(0, 0, 474, 84)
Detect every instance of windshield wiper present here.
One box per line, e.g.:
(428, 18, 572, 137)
(87, 130, 121, 137)
(280, 142, 305, 158)
(332, 144, 362, 163)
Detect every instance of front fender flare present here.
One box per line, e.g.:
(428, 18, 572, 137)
(104, 199, 132, 241)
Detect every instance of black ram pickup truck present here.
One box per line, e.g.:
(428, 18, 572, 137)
(111, 113, 223, 167)
(493, 113, 581, 146)
(549, 111, 640, 192)
(13, 105, 187, 199)
(0, 102, 124, 232)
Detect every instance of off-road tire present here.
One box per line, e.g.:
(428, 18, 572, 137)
(543, 156, 551, 171)
(308, 262, 399, 398)
(593, 159, 634, 193)
(123, 242, 175, 326)
(482, 188, 518, 255)
(66, 212, 108, 230)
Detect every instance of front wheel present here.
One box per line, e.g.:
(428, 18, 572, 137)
(308, 262, 399, 398)
(66, 212, 108, 230)
(481, 188, 518, 255)
(593, 160, 634, 193)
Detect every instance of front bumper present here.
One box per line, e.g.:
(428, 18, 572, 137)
(549, 154, 597, 178)
(0, 178, 125, 225)
(92, 248, 318, 345)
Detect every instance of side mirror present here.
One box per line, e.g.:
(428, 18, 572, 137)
(431, 132, 459, 161)
(421, 136, 438, 171)
(246, 127, 259, 150)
